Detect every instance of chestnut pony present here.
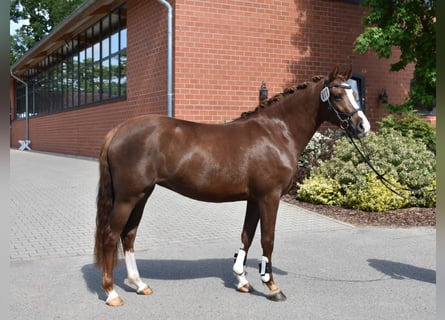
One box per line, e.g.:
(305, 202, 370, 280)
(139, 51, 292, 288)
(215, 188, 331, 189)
(95, 66, 370, 306)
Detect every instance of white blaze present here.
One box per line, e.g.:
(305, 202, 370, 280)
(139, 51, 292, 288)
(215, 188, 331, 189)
(343, 83, 371, 135)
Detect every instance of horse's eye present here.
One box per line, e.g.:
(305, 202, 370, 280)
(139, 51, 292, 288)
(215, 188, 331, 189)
(333, 94, 342, 101)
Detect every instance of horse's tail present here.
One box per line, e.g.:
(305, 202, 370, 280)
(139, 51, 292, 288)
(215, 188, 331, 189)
(94, 127, 119, 268)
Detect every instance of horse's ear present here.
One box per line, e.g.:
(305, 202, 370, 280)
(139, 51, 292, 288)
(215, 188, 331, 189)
(344, 65, 353, 80)
(329, 65, 339, 81)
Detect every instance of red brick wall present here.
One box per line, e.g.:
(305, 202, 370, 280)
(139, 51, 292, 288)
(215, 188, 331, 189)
(11, 101, 129, 157)
(174, 0, 300, 123)
(125, 0, 169, 117)
(174, 0, 415, 129)
(10, 0, 169, 158)
(11, 0, 419, 157)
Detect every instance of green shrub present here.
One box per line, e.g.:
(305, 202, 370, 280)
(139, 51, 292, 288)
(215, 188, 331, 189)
(414, 178, 436, 208)
(297, 175, 342, 206)
(297, 128, 436, 211)
(378, 113, 436, 154)
(341, 173, 410, 211)
(295, 129, 342, 186)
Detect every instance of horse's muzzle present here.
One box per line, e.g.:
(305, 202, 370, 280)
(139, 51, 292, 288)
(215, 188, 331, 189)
(353, 118, 370, 138)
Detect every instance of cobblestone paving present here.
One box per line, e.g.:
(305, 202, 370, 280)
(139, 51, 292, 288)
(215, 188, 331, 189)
(10, 149, 352, 262)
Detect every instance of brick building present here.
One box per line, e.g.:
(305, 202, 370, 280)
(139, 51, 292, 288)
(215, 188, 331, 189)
(10, 0, 417, 158)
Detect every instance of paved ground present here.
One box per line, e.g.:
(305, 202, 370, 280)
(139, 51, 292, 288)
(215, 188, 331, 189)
(10, 149, 436, 320)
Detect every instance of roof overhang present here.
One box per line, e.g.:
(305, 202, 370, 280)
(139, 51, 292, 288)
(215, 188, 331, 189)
(11, 0, 126, 76)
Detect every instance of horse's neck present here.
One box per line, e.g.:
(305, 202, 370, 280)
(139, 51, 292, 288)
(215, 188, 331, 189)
(276, 82, 325, 151)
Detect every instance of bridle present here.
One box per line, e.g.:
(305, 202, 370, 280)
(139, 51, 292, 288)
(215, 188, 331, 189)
(320, 80, 361, 130)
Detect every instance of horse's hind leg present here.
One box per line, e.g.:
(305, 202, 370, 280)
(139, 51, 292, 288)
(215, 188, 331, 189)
(121, 188, 154, 296)
(233, 201, 260, 293)
(101, 199, 140, 306)
(100, 187, 153, 306)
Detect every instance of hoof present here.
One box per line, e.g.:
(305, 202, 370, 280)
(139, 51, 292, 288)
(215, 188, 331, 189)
(237, 283, 254, 293)
(106, 296, 124, 307)
(136, 286, 153, 296)
(268, 290, 287, 302)
(137, 286, 153, 295)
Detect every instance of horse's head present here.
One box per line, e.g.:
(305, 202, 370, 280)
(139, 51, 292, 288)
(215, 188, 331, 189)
(321, 66, 371, 138)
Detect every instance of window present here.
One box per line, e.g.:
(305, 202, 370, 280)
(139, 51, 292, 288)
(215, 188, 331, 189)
(14, 4, 127, 119)
(15, 84, 27, 119)
(347, 72, 366, 112)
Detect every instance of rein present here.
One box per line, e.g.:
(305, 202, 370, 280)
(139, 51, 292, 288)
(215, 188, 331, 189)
(344, 131, 416, 200)
(320, 81, 434, 200)
(344, 128, 436, 200)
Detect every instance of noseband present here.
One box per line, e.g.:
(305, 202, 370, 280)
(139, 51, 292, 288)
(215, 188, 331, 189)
(320, 81, 361, 130)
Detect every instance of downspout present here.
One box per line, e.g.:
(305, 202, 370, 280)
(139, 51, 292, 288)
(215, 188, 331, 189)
(10, 69, 31, 149)
(157, 0, 174, 117)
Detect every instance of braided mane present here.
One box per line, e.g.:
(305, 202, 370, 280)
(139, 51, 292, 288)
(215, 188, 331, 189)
(239, 75, 326, 118)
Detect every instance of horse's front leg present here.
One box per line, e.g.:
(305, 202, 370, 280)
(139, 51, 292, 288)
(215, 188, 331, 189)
(233, 201, 260, 293)
(258, 195, 287, 301)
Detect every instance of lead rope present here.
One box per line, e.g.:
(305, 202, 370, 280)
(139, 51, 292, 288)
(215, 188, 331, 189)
(344, 130, 435, 200)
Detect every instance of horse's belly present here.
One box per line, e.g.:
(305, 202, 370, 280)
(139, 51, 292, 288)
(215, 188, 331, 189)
(158, 178, 249, 203)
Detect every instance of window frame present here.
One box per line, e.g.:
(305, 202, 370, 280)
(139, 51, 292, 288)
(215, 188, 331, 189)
(14, 4, 127, 119)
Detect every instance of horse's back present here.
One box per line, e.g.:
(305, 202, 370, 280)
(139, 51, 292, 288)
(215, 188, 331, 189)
(105, 114, 295, 202)
(104, 115, 242, 198)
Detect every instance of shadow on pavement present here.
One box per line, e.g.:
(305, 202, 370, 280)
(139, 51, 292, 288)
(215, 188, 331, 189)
(367, 259, 436, 284)
(82, 258, 288, 301)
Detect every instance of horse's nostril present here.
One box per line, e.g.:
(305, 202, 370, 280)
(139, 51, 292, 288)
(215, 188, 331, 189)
(355, 120, 366, 138)
(356, 119, 371, 137)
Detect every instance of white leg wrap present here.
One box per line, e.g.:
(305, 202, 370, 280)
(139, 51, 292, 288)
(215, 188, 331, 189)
(233, 249, 246, 275)
(124, 251, 148, 293)
(233, 249, 250, 289)
(106, 289, 119, 303)
(260, 256, 271, 283)
(235, 272, 249, 289)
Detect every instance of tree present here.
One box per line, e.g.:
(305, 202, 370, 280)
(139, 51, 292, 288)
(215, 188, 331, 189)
(354, 0, 436, 114)
(10, 0, 84, 64)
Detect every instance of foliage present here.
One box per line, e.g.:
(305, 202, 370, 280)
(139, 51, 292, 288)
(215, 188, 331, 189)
(354, 0, 436, 113)
(378, 113, 436, 153)
(416, 178, 436, 208)
(297, 128, 436, 211)
(10, 0, 84, 64)
(341, 172, 410, 211)
(297, 175, 342, 206)
(295, 129, 343, 186)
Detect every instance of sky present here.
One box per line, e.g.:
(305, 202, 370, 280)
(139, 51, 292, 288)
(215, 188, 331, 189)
(10, 19, 27, 35)
(10, 0, 28, 36)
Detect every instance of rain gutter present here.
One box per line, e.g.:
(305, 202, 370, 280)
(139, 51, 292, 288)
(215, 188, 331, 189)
(157, 0, 174, 117)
